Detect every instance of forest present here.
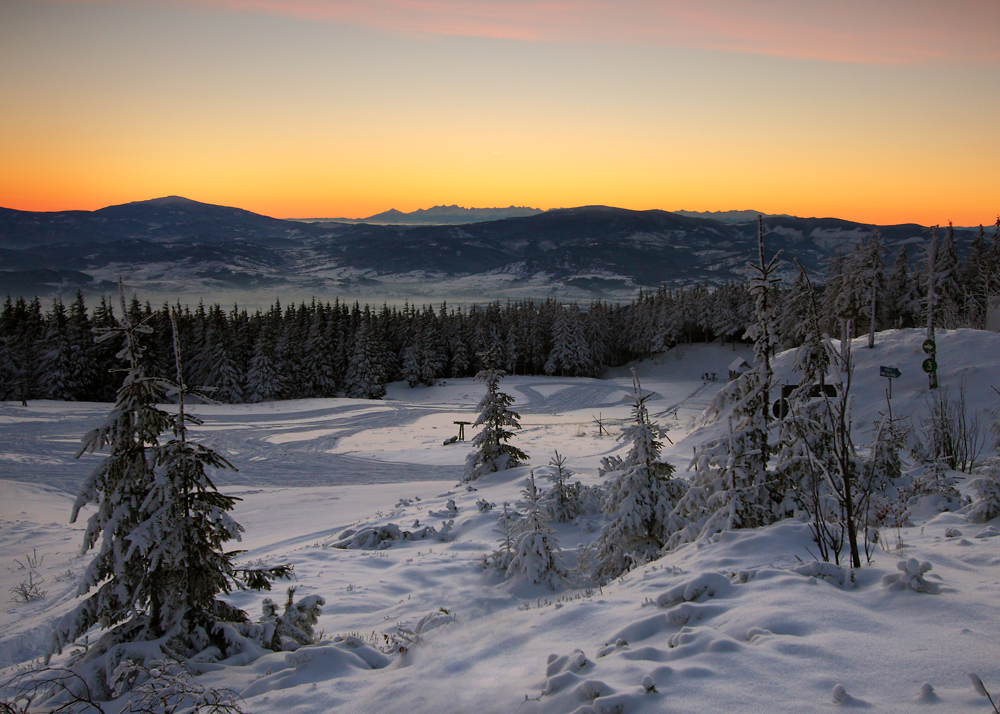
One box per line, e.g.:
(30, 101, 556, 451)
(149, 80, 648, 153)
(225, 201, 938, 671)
(2, 222, 996, 405)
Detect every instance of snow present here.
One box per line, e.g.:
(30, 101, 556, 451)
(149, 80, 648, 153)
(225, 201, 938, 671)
(2, 330, 1000, 712)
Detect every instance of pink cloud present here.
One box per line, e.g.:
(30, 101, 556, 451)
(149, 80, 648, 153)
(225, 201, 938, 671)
(44, 0, 1000, 63)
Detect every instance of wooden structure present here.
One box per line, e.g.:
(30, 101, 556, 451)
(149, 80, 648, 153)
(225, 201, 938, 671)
(728, 357, 750, 380)
(454, 421, 471, 441)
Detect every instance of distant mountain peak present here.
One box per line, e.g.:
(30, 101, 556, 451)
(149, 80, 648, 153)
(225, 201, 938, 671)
(294, 204, 544, 225)
(115, 196, 206, 209)
(673, 209, 797, 223)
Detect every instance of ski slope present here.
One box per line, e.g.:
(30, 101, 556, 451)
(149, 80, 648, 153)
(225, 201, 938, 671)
(2, 332, 999, 713)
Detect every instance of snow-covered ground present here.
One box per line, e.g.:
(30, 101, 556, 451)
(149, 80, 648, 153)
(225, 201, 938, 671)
(2, 331, 1000, 713)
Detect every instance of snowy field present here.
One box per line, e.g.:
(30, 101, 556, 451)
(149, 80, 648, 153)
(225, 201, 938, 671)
(2, 331, 1000, 713)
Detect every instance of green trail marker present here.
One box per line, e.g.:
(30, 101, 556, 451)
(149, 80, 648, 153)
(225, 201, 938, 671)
(922, 339, 936, 354)
(922, 358, 938, 373)
(880, 365, 901, 398)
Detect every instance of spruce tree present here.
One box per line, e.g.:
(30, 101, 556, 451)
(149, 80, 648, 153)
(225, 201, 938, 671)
(885, 245, 917, 328)
(847, 231, 886, 348)
(245, 324, 284, 403)
(38, 298, 77, 400)
(594, 372, 685, 582)
(50, 290, 290, 697)
(505, 473, 567, 588)
(50, 284, 173, 690)
(463, 348, 528, 481)
(345, 310, 387, 399)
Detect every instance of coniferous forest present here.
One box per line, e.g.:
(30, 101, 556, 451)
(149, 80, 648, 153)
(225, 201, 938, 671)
(2, 221, 997, 405)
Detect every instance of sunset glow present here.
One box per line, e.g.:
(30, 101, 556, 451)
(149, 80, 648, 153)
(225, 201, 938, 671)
(2, 0, 998, 225)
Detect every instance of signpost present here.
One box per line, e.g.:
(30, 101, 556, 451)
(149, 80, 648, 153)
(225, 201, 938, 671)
(880, 365, 901, 398)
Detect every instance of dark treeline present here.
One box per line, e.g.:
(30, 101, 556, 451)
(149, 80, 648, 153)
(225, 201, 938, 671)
(2, 219, 997, 404)
(0, 284, 752, 404)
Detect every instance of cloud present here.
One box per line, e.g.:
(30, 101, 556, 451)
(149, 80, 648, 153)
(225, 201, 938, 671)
(37, 0, 1000, 64)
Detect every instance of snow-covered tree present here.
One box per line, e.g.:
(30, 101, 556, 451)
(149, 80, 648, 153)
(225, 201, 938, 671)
(463, 348, 528, 481)
(38, 298, 78, 400)
(935, 222, 962, 328)
(667, 218, 782, 549)
(540, 450, 581, 523)
(846, 231, 886, 348)
(485, 503, 518, 574)
(505, 473, 567, 588)
(545, 304, 593, 377)
(884, 245, 919, 329)
(49, 291, 290, 699)
(969, 467, 1000, 523)
(594, 372, 685, 582)
(772, 268, 843, 557)
(345, 310, 387, 399)
(259, 586, 326, 650)
(779, 270, 811, 348)
(245, 324, 285, 403)
(50, 284, 175, 674)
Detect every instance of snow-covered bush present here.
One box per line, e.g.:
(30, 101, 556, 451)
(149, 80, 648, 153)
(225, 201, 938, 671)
(882, 558, 939, 593)
(921, 382, 986, 473)
(968, 462, 1000, 523)
(332, 521, 452, 549)
(792, 561, 855, 588)
(258, 587, 326, 650)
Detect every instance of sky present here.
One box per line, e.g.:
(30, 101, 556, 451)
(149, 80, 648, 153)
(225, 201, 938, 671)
(1, 0, 998, 225)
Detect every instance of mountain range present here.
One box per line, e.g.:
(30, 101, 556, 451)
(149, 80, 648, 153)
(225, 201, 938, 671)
(0, 196, 981, 304)
(296, 204, 544, 225)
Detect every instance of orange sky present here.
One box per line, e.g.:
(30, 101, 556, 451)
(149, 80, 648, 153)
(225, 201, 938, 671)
(2, 0, 998, 225)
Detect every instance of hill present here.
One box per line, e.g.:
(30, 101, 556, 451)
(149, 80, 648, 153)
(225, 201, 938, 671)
(0, 198, 984, 301)
(0, 330, 998, 712)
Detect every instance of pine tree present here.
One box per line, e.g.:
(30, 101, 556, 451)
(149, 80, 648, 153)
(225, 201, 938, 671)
(666, 218, 781, 549)
(935, 222, 962, 327)
(50, 291, 290, 698)
(0, 297, 17, 400)
(463, 348, 528, 481)
(847, 231, 886, 348)
(245, 324, 285, 403)
(345, 311, 387, 399)
(505, 473, 567, 588)
(203, 312, 245, 403)
(740, 215, 782, 471)
(485, 503, 518, 574)
(960, 225, 990, 328)
(594, 372, 685, 582)
(779, 271, 811, 348)
(772, 268, 844, 560)
(885, 245, 917, 328)
(50, 284, 174, 689)
(302, 305, 338, 397)
(545, 304, 593, 377)
(540, 450, 580, 523)
(38, 298, 77, 400)
(67, 291, 100, 401)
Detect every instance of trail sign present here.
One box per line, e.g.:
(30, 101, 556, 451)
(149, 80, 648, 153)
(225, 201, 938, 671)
(922, 358, 938, 373)
(880, 366, 901, 379)
(922, 339, 936, 354)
